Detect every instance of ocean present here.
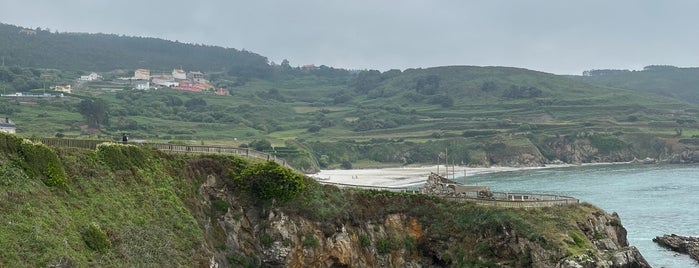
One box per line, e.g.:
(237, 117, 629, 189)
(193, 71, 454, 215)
(458, 164, 699, 268)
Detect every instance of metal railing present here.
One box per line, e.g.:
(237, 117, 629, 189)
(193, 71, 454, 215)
(316, 180, 578, 208)
(444, 192, 579, 208)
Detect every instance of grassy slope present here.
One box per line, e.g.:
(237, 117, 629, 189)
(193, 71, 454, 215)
(0, 132, 623, 266)
(0, 137, 208, 266)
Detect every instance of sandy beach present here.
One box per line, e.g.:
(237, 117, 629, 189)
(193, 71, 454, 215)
(311, 164, 575, 188)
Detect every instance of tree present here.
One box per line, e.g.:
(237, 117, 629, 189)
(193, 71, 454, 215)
(78, 99, 109, 129)
(281, 59, 290, 68)
(480, 81, 497, 92)
(352, 70, 382, 94)
(237, 161, 306, 203)
(249, 139, 272, 151)
(416, 75, 440, 95)
(184, 97, 207, 109)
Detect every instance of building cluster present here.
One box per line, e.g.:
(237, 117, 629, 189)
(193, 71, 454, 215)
(128, 68, 229, 96)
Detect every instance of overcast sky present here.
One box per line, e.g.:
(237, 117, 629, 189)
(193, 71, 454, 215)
(1, 0, 697, 74)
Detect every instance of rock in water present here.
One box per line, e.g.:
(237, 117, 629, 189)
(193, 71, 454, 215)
(653, 234, 699, 262)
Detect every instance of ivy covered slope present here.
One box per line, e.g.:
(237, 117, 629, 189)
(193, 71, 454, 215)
(0, 132, 647, 267)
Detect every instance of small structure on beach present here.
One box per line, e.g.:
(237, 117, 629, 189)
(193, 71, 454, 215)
(420, 172, 493, 198)
(419, 172, 578, 207)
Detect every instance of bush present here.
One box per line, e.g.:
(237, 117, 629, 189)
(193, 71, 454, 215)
(376, 238, 392, 254)
(82, 222, 111, 253)
(302, 235, 319, 248)
(359, 234, 370, 248)
(0, 135, 68, 189)
(212, 199, 229, 213)
(96, 143, 150, 170)
(235, 161, 306, 203)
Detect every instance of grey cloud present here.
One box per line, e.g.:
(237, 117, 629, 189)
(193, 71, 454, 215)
(0, 0, 697, 74)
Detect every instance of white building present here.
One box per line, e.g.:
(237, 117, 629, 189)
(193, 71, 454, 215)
(134, 80, 150, 90)
(172, 69, 187, 80)
(79, 72, 102, 81)
(152, 78, 179, 88)
(188, 71, 207, 83)
(0, 118, 16, 134)
(53, 84, 72, 94)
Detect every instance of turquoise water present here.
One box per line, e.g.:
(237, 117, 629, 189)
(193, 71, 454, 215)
(458, 164, 699, 268)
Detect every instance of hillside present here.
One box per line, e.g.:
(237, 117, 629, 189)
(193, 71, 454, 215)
(574, 65, 699, 104)
(1, 21, 699, 169)
(0, 132, 649, 267)
(0, 22, 271, 77)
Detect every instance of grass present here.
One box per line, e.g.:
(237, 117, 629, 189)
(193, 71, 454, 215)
(0, 132, 636, 266)
(0, 137, 208, 266)
(3, 65, 699, 170)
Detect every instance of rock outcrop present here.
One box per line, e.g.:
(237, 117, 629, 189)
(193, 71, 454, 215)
(197, 172, 650, 268)
(653, 234, 699, 262)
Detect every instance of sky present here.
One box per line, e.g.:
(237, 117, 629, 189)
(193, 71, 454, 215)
(1, 0, 698, 75)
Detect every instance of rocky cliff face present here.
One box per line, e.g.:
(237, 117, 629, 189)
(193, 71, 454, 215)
(653, 234, 699, 262)
(544, 137, 635, 164)
(197, 173, 649, 268)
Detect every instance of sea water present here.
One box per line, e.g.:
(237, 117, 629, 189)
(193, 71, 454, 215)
(458, 164, 699, 268)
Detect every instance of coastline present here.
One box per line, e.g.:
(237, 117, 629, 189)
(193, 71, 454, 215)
(311, 163, 606, 188)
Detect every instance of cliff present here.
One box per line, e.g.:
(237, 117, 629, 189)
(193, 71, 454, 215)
(202, 169, 650, 267)
(0, 133, 649, 267)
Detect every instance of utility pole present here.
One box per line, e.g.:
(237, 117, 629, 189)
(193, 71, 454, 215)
(445, 148, 448, 178)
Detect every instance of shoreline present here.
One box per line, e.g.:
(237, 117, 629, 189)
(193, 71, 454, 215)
(311, 162, 633, 188)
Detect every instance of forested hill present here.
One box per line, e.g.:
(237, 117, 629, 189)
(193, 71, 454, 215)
(574, 65, 699, 104)
(0, 22, 271, 77)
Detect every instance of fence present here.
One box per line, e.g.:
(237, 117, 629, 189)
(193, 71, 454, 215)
(315, 181, 418, 193)
(34, 138, 293, 170)
(443, 192, 579, 208)
(35, 138, 578, 208)
(316, 180, 578, 208)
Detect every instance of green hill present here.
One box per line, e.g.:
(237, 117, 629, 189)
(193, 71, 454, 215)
(574, 65, 699, 103)
(1, 21, 699, 169)
(0, 22, 271, 77)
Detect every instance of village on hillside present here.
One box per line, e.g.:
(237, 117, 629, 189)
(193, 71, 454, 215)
(73, 68, 230, 96)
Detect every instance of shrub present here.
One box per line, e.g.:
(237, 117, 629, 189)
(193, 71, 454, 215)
(235, 161, 306, 203)
(376, 238, 392, 254)
(302, 235, 319, 248)
(212, 199, 229, 213)
(82, 222, 111, 253)
(260, 233, 273, 247)
(359, 234, 370, 248)
(96, 143, 150, 170)
(0, 135, 68, 189)
(570, 232, 585, 248)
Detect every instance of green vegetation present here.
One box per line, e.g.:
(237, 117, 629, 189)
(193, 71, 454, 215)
(82, 222, 111, 253)
(0, 133, 67, 189)
(234, 161, 306, 203)
(2, 23, 699, 169)
(0, 132, 630, 266)
(577, 66, 699, 103)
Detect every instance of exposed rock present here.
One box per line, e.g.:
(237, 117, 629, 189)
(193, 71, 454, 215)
(198, 172, 650, 267)
(653, 234, 699, 262)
